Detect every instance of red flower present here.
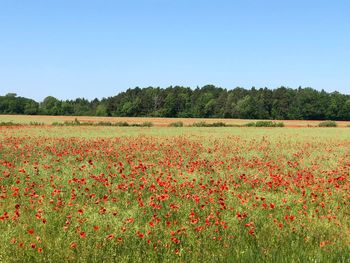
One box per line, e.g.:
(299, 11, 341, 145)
(107, 234, 114, 240)
(137, 231, 144, 238)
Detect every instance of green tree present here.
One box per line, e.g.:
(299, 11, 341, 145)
(96, 104, 108, 116)
(41, 96, 61, 115)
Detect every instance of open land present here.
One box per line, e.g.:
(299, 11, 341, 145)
(1, 114, 350, 127)
(0, 116, 349, 262)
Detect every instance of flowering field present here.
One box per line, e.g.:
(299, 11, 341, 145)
(0, 126, 349, 262)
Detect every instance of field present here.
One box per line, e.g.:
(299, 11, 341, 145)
(0, 119, 349, 262)
(2, 114, 350, 127)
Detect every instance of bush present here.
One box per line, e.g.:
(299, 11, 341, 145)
(114, 122, 130, 127)
(95, 121, 130, 127)
(29, 121, 45, 126)
(244, 122, 256, 127)
(255, 121, 284, 127)
(211, 122, 226, 127)
(52, 120, 93, 126)
(192, 121, 227, 127)
(274, 122, 284, 127)
(0, 121, 22, 126)
(318, 121, 337, 127)
(95, 121, 113, 126)
(226, 124, 242, 127)
(52, 122, 63, 126)
(64, 120, 93, 126)
(192, 121, 208, 127)
(168, 121, 184, 127)
(141, 121, 153, 127)
(52, 121, 153, 127)
(244, 121, 284, 127)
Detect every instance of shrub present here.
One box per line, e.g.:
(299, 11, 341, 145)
(169, 121, 184, 127)
(95, 121, 130, 127)
(52, 122, 63, 126)
(244, 121, 284, 127)
(211, 122, 226, 127)
(192, 121, 208, 127)
(52, 121, 94, 126)
(29, 121, 45, 126)
(274, 122, 285, 127)
(244, 122, 256, 127)
(255, 121, 284, 127)
(64, 120, 93, 126)
(141, 121, 153, 127)
(318, 121, 337, 127)
(226, 124, 242, 127)
(114, 122, 130, 127)
(0, 121, 22, 126)
(95, 121, 113, 126)
(192, 121, 227, 127)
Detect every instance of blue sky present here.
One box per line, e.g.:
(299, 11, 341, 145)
(0, 0, 349, 101)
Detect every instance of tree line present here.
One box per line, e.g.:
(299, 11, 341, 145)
(1, 86, 350, 120)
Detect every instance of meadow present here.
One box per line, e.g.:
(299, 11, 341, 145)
(0, 120, 349, 262)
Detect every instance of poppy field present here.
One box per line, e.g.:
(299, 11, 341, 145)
(0, 126, 349, 262)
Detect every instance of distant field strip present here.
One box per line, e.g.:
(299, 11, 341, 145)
(1, 114, 350, 127)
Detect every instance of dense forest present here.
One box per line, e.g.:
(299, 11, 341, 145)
(1, 86, 350, 120)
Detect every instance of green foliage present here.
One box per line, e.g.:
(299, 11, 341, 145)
(168, 121, 184, 127)
(95, 121, 113, 126)
(192, 121, 227, 127)
(140, 121, 153, 127)
(211, 121, 227, 127)
(255, 121, 284, 127)
(52, 120, 93, 126)
(244, 122, 256, 127)
(318, 120, 337, 127)
(0, 121, 22, 126)
(2, 86, 350, 120)
(114, 121, 130, 127)
(51, 120, 153, 127)
(192, 121, 209, 127)
(244, 121, 284, 127)
(95, 104, 108, 116)
(29, 121, 45, 126)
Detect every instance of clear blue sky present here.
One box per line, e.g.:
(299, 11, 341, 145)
(0, 0, 349, 101)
